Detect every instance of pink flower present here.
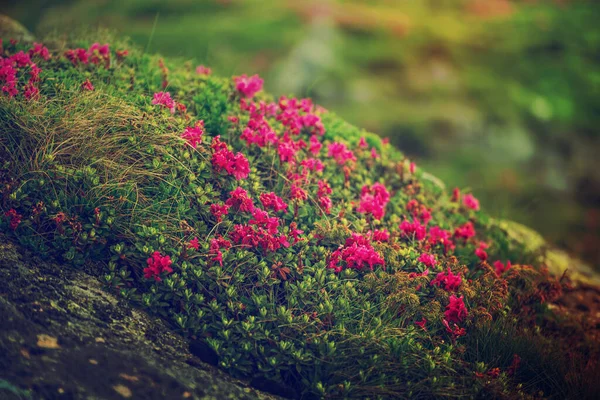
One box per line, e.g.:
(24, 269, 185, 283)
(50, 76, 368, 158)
(144, 252, 173, 282)
(181, 121, 204, 148)
(358, 137, 368, 148)
(463, 193, 480, 211)
(300, 158, 324, 172)
(196, 65, 212, 75)
(442, 319, 466, 337)
(415, 318, 427, 330)
(234, 74, 263, 98)
(211, 136, 250, 180)
(444, 295, 468, 324)
(452, 187, 460, 202)
(81, 79, 94, 91)
(409, 162, 416, 174)
(418, 253, 437, 268)
(428, 226, 454, 251)
(23, 83, 39, 100)
(152, 91, 175, 114)
(431, 268, 462, 291)
(372, 229, 390, 242)
(309, 135, 322, 155)
(475, 247, 488, 261)
(494, 260, 512, 276)
(260, 192, 288, 213)
(328, 240, 385, 273)
(357, 183, 390, 220)
(226, 187, 255, 213)
(210, 236, 232, 266)
(454, 221, 476, 240)
(4, 209, 22, 230)
(371, 147, 379, 159)
(210, 203, 230, 222)
(188, 237, 200, 251)
(328, 142, 356, 165)
(29, 42, 51, 61)
(400, 219, 427, 241)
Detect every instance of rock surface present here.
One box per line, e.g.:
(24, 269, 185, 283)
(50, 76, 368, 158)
(0, 234, 278, 400)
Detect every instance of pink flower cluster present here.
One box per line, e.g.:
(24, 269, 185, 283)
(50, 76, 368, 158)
(81, 79, 94, 91)
(181, 121, 204, 148)
(225, 187, 254, 212)
(444, 295, 468, 324)
(328, 142, 356, 166)
(431, 268, 462, 291)
(418, 253, 437, 268)
(210, 203, 230, 222)
(328, 234, 385, 273)
(152, 91, 176, 114)
(357, 183, 390, 220)
(144, 252, 173, 282)
(210, 236, 232, 266)
(317, 180, 333, 214)
(234, 74, 263, 98)
(454, 221, 476, 240)
(65, 43, 110, 68)
(260, 192, 288, 213)
(4, 209, 22, 230)
(400, 219, 427, 241)
(1, 49, 40, 99)
(494, 260, 512, 276)
(475, 241, 489, 261)
(196, 65, 212, 75)
(463, 193, 480, 211)
(211, 136, 250, 180)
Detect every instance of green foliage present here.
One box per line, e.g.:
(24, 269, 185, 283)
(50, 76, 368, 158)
(0, 33, 595, 399)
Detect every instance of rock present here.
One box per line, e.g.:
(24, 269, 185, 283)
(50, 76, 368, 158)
(0, 234, 279, 400)
(0, 15, 35, 42)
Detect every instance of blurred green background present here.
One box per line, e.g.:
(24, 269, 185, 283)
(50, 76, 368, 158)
(4, 0, 600, 267)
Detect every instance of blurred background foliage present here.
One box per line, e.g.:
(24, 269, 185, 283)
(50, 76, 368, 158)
(5, 0, 600, 267)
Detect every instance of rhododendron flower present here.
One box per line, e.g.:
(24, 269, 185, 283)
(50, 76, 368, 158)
(431, 268, 462, 291)
(260, 192, 288, 213)
(188, 237, 200, 251)
(196, 65, 212, 75)
(23, 83, 39, 100)
(152, 91, 175, 113)
(415, 318, 427, 330)
(400, 219, 427, 241)
(144, 252, 173, 282)
(230, 224, 289, 253)
(452, 187, 460, 202)
(300, 158, 324, 172)
(358, 137, 368, 148)
(211, 136, 250, 180)
(116, 49, 129, 59)
(318, 195, 333, 214)
(328, 142, 356, 165)
(210, 236, 232, 266)
(475, 241, 488, 261)
(288, 222, 304, 244)
(357, 183, 390, 220)
(249, 208, 280, 234)
(463, 193, 480, 211)
(210, 203, 230, 222)
(494, 260, 512, 276)
(234, 74, 263, 98)
(4, 209, 22, 230)
(454, 221, 476, 240)
(444, 295, 468, 323)
(371, 147, 379, 159)
(328, 240, 385, 273)
(181, 121, 204, 148)
(442, 319, 467, 337)
(418, 253, 437, 268)
(29, 42, 51, 60)
(309, 135, 322, 155)
(409, 162, 416, 174)
(428, 226, 454, 251)
(88, 43, 110, 66)
(372, 229, 390, 242)
(81, 79, 94, 91)
(226, 187, 254, 212)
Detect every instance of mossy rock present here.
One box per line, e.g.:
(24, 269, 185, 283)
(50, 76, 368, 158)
(0, 234, 279, 400)
(0, 15, 34, 42)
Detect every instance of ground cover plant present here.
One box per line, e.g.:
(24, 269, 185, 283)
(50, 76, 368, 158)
(1, 33, 598, 399)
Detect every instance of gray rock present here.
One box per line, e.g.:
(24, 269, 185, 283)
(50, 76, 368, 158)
(0, 234, 279, 400)
(0, 15, 35, 42)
